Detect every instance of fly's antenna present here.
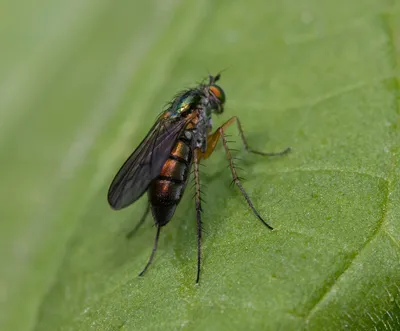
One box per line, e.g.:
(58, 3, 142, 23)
(208, 74, 215, 85)
(208, 65, 234, 85)
(213, 65, 233, 84)
(208, 73, 220, 85)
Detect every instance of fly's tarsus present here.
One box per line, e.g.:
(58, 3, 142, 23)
(248, 146, 291, 157)
(234, 116, 291, 157)
(139, 225, 161, 277)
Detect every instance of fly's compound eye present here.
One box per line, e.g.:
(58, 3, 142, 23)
(209, 85, 226, 105)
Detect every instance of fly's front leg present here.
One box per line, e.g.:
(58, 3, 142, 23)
(197, 117, 236, 160)
(198, 116, 288, 230)
(233, 116, 291, 156)
(198, 116, 290, 161)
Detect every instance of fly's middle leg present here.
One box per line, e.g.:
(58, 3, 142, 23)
(220, 126, 274, 230)
(193, 150, 203, 284)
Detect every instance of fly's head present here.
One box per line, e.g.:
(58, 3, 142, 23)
(206, 74, 226, 115)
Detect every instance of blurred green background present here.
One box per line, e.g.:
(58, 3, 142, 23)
(1, 0, 400, 330)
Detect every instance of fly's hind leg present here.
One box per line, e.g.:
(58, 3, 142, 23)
(139, 225, 161, 277)
(126, 202, 150, 239)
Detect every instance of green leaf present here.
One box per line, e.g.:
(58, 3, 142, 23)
(1, 0, 400, 330)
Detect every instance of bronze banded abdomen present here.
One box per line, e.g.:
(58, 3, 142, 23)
(148, 133, 193, 226)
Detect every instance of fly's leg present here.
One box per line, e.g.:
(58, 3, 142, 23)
(198, 116, 290, 161)
(138, 225, 161, 277)
(197, 116, 289, 230)
(234, 116, 291, 156)
(193, 150, 203, 284)
(219, 127, 274, 230)
(126, 202, 150, 239)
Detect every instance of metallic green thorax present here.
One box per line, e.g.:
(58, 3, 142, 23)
(169, 91, 202, 119)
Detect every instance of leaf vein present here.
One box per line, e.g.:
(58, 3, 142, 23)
(384, 229, 400, 249)
(260, 167, 387, 182)
(304, 14, 400, 326)
(304, 177, 391, 325)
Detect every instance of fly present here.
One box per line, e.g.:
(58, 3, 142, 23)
(107, 74, 290, 283)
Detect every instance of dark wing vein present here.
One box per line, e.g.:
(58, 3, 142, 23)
(107, 117, 190, 210)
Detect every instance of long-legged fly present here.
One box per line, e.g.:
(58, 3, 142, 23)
(107, 74, 290, 283)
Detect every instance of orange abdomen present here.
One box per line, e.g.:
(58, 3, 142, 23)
(148, 136, 193, 226)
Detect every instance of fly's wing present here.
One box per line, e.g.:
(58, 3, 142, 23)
(108, 117, 189, 210)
